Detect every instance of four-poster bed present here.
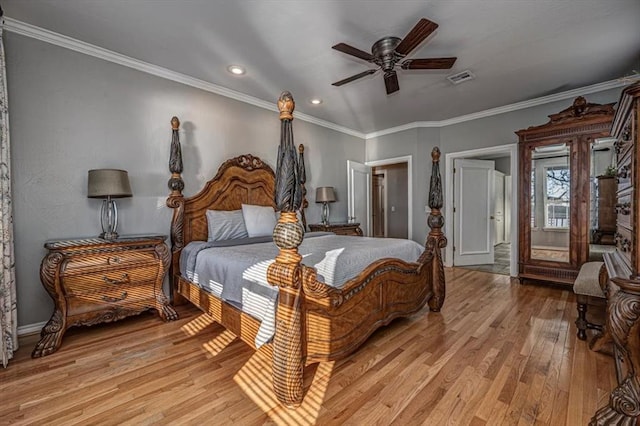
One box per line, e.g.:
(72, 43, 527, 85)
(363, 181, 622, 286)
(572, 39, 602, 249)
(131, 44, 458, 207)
(166, 91, 446, 406)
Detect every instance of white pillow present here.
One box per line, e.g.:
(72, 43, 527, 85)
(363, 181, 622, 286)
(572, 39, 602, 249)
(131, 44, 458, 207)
(242, 204, 277, 237)
(206, 209, 248, 242)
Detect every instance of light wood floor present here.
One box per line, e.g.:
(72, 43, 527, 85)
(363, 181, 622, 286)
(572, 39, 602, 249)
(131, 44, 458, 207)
(1, 268, 615, 425)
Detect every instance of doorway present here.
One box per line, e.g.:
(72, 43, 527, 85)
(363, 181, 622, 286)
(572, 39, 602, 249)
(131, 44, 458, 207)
(351, 156, 412, 238)
(371, 163, 408, 238)
(372, 171, 387, 237)
(445, 144, 518, 277)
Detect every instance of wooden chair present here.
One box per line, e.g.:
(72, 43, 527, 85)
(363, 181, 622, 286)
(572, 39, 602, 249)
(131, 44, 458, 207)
(574, 261, 606, 341)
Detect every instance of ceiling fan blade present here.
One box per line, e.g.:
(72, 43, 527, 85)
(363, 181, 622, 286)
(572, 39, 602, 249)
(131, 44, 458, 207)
(395, 18, 438, 56)
(332, 69, 377, 86)
(401, 57, 457, 70)
(332, 43, 374, 62)
(384, 71, 400, 94)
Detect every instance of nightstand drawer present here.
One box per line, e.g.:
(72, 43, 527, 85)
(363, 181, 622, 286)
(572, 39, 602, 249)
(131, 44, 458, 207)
(62, 264, 160, 296)
(308, 223, 363, 236)
(63, 250, 158, 272)
(66, 282, 156, 317)
(331, 227, 360, 236)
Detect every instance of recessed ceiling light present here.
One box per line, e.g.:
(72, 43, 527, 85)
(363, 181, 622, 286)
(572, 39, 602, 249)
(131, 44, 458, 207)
(227, 65, 245, 76)
(310, 98, 322, 105)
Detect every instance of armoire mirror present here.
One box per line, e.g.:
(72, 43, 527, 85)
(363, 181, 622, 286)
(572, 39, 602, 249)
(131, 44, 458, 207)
(530, 143, 570, 263)
(517, 96, 615, 288)
(589, 138, 617, 260)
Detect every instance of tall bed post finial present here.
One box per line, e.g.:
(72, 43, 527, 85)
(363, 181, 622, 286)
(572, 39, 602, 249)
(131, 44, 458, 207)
(166, 116, 186, 305)
(298, 144, 308, 230)
(426, 147, 446, 312)
(268, 91, 306, 407)
(168, 116, 184, 196)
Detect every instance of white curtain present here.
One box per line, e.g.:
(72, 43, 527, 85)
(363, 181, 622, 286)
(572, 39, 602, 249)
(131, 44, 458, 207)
(0, 15, 17, 367)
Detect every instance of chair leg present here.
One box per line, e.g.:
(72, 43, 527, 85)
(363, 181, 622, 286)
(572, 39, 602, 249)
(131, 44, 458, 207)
(576, 302, 588, 341)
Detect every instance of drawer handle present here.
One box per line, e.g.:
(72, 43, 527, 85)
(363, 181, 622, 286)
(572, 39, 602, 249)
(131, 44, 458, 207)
(615, 202, 632, 215)
(615, 233, 632, 252)
(107, 256, 121, 265)
(614, 140, 625, 154)
(102, 292, 127, 303)
(103, 273, 130, 285)
(617, 165, 630, 180)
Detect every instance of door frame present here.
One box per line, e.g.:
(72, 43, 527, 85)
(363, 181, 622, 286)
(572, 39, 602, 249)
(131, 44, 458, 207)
(372, 169, 388, 237)
(347, 160, 372, 236)
(445, 144, 518, 276)
(493, 169, 506, 245)
(365, 155, 412, 239)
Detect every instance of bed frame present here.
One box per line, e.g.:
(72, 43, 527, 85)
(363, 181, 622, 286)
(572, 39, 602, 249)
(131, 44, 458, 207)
(166, 92, 446, 407)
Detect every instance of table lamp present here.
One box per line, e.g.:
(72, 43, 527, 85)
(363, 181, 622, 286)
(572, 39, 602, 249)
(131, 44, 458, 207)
(315, 186, 336, 225)
(88, 169, 132, 240)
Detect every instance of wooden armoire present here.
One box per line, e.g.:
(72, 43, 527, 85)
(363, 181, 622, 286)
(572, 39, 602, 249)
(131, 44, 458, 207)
(594, 82, 640, 424)
(516, 96, 615, 287)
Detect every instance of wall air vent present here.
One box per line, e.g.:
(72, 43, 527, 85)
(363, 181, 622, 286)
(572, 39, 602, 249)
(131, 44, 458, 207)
(447, 70, 475, 85)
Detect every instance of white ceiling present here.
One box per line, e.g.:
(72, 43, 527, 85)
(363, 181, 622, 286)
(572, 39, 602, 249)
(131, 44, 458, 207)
(5, 1, 640, 134)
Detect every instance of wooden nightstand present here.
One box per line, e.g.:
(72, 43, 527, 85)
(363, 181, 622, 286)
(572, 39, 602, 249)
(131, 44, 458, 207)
(33, 235, 178, 357)
(308, 222, 363, 236)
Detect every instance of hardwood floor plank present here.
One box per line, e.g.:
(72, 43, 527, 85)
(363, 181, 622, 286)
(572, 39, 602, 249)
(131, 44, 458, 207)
(0, 268, 616, 425)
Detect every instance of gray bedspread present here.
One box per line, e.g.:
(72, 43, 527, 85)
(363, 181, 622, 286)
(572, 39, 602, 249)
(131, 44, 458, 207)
(180, 233, 424, 347)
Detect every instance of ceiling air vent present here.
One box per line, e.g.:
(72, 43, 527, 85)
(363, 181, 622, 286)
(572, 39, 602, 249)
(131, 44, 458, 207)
(447, 70, 475, 85)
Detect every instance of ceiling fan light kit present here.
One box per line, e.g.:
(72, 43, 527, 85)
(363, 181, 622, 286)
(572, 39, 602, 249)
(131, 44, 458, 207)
(332, 17, 457, 94)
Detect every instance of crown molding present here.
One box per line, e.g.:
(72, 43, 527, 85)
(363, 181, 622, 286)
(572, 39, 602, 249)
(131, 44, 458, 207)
(435, 79, 626, 127)
(3, 17, 365, 139)
(364, 121, 441, 139)
(4, 17, 625, 141)
(365, 79, 626, 139)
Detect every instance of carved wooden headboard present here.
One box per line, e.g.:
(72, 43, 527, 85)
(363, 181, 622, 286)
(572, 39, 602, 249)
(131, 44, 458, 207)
(179, 154, 276, 244)
(165, 117, 307, 286)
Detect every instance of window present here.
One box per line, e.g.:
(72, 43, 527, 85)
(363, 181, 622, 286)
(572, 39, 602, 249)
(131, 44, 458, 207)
(544, 165, 570, 228)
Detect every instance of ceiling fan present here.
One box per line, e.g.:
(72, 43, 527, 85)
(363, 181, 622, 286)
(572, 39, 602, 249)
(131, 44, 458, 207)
(331, 18, 457, 94)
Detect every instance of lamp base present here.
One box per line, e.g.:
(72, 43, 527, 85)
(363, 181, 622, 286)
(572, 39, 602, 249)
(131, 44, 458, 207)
(321, 202, 330, 225)
(100, 198, 119, 240)
(100, 231, 119, 240)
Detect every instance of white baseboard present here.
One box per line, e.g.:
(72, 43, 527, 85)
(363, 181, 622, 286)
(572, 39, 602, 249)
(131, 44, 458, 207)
(18, 321, 46, 336)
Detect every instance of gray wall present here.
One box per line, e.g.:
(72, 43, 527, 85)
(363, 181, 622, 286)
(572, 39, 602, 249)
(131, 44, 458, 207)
(494, 157, 511, 175)
(7, 33, 363, 327)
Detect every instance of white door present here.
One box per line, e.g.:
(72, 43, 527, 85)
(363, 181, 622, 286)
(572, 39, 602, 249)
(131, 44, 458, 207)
(504, 175, 512, 243)
(493, 170, 505, 245)
(454, 159, 495, 265)
(347, 160, 371, 236)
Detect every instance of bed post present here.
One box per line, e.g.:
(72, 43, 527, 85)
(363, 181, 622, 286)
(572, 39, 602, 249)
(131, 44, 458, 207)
(267, 92, 306, 407)
(166, 116, 186, 305)
(425, 147, 447, 311)
(298, 144, 308, 230)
